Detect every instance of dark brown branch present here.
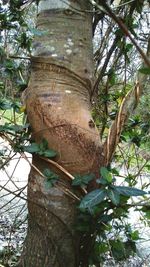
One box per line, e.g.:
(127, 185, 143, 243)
(91, 35, 120, 98)
(9, 55, 31, 60)
(94, 24, 114, 68)
(0, 185, 27, 202)
(98, 0, 150, 68)
(92, 11, 105, 36)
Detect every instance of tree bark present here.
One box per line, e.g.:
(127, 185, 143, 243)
(19, 1, 103, 266)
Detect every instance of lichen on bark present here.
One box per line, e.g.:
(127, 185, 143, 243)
(19, 1, 103, 266)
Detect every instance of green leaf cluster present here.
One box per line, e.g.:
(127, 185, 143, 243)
(80, 167, 147, 211)
(76, 165, 149, 265)
(24, 139, 57, 158)
(72, 173, 94, 188)
(43, 168, 59, 188)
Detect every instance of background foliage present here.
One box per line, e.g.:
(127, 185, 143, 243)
(0, 0, 150, 266)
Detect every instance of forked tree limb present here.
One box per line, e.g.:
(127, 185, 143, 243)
(94, 0, 150, 68)
(90, 0, 150, 165)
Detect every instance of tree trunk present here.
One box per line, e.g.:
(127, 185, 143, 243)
(19, 1, 103, 266)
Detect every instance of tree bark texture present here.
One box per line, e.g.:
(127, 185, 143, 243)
(19, 1, 104, 266)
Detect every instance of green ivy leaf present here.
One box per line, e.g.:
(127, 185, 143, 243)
(130, 230, 140, 241)
(45, 180, 54, 188)
(99, 243, 109, 254)
(115, 186, 147, 196)
(107, 190, 120, 205)
(12, 101, 22, 113)
(99, 214, 113, 223)
(24, 143, 40, 153)
(145, 164, 150, 171)
(108, 69, 116, 86)
(79, 189, 106, 210)
(43, 168, 52, 177)
(125, 43, 133, 52)
(0, 123, 29, 133)
(111, 168, 119, 176)
(141, 208, 150, 220)
(39, 138, 48, 150)
(72, 173, 94, 186)
(138, 67, 150, 74)
(43, 168, 59, 179)
(0, 99, 12, 110)
(23, 139, 57, 157)
(72, 175, 83, 186)
(9, 124, 28, 132)
(96, 178, 108, 185)
(0, 149, 7, 156)
(100, 167, 112, 183)
(110, 239, 126, 261)
(82, 173, 94, 183)
(43, 149, 57, 158)
(43, 168, 59, 188)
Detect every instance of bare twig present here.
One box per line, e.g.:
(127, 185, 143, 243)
(91, 35, 120, 98)
(94, 0, 150, 67)
(9, 55, 30, 60)
(21, 152, 82, 200)
(39, 156, 87, 195)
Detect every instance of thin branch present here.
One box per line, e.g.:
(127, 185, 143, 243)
(9, 55, 31, 60)
(103, 37, 150, 165)
(91, 35, 120, 98)
(94, 24, 113, 65)
(113, 0, 138, 9)
(93, 0, 150, 68)
(127, 201, 150, 207)
(0, 185, 27, 202)
(21, 152, 82, 200)
(39, 156, 87, 195)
